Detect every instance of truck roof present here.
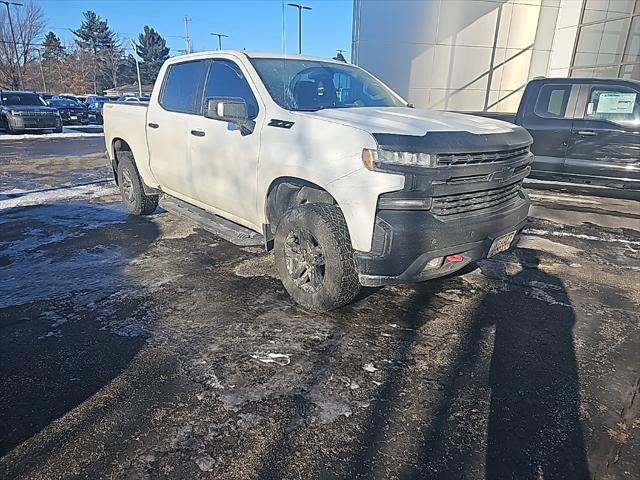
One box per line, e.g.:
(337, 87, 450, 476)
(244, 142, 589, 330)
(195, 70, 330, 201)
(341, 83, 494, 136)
(169, 50, 347, 65)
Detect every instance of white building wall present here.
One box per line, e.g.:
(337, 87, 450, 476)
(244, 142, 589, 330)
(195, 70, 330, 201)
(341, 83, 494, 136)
(352, 0, 582, 112)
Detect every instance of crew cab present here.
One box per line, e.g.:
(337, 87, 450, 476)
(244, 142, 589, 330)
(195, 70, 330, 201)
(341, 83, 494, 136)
(471, 78, 640, 198)
(104, 51, 533, 311)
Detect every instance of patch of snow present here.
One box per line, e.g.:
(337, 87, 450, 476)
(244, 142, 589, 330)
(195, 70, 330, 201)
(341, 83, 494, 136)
(0, 129, 103, 141)
(363, 363, 378, 373)
(523, 228, 640, 247)
(251, 352, 291, 366)
(0, 181, 117, 210)
(195, 454, 215, 472)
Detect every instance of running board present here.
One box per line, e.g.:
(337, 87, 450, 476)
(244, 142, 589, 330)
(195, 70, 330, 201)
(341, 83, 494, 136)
(160, 194, 264, 247)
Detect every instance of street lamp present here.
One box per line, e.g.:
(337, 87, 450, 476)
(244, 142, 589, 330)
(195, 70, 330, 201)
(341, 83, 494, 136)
(210, 32, 228, 50)
(1, 1, 24, 90)
(130, 39, 143, 97)
(287, 3, 311, 54)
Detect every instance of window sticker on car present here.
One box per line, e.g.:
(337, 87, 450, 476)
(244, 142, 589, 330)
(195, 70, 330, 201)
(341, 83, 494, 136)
(596, 92, 636, 114)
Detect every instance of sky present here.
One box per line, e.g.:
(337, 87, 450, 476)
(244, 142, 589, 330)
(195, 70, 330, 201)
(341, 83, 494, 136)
(38, 0, 353, 60)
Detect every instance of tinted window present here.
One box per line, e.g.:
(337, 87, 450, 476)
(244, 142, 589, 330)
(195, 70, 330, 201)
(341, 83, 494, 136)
(161, 60, 210, 114)
(204, 60, 259, 119)
(584, 85, 640, 128)
(534, 84, 572, 118)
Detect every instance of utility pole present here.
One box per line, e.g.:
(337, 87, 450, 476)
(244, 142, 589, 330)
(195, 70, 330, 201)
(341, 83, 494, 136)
(183, 16, 192, 54)
(210, 32, 228, 50)
(1, 1, 24, 90)
(287, 3, 311, 54)
(130, 39, 143, 97)
(36, 49, 46, 91)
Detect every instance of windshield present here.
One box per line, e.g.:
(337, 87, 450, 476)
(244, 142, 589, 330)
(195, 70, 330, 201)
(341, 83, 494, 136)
(1, 93, 47, 107)
(50, 98, 81, 107)
(250, 58, 406, 111)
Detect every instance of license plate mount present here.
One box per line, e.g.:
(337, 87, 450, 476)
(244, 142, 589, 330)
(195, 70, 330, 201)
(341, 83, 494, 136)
(488, 231, 516, 257)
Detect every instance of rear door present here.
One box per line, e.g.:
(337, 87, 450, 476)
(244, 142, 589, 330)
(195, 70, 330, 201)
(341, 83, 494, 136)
(565, 83, 640, 189)
(147, 59, 210, 200)
(524, 82, 579, 179)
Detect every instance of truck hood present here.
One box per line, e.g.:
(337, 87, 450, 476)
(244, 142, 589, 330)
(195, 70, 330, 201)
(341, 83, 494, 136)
(310, 107, 516, 136)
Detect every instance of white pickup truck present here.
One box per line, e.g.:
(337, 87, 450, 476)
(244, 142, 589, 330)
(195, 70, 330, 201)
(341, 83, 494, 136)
(104, 51, 533, 311)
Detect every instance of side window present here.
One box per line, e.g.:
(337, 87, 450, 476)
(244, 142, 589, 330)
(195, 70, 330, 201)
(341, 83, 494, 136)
(584, 86, 640, 128)
(160, 60, 210, 114)
(204, 60, 259, 119)
(534, 84, 572, 119)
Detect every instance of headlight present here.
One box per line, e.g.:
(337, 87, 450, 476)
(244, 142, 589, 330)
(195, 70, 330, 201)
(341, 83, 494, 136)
(362, 148, 436, 171)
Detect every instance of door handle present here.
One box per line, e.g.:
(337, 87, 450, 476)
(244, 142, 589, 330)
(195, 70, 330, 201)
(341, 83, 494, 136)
(577, 130, 596, 136)
(190, 129, 205, 137)
(148, 122, 159, 129)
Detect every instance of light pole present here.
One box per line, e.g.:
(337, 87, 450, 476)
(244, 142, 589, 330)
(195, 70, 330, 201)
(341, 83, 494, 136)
(130, 39, 143, 97)
(210, 33, 228, 50)
(1, 1, 24, 90)
(36, 49, 46, 91)
(287, 3, 311, 54)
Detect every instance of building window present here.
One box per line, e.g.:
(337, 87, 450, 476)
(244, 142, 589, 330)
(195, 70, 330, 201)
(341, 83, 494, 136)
(570, 0, 640, 80)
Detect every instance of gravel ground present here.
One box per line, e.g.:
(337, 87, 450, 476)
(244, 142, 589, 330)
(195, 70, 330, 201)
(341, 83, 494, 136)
(0, 137, 638, 479)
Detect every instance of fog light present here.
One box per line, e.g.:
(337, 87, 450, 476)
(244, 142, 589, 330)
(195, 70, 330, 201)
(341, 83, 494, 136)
(424, 257, 443, 269)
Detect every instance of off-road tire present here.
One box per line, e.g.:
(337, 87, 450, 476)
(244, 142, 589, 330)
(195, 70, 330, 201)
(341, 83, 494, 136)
(116, 153, 158, 215)
(274, 203, 360, 311)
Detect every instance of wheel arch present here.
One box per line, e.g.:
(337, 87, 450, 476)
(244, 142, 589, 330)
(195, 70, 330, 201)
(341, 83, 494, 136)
(264, 177, 339, 248)
(110, 138, 133, 185)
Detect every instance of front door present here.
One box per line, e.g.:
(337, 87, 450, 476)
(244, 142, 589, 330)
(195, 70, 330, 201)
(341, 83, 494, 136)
(188, 58, 264, 228)
(147, 59, 210, 201)
(565, 83, 640, 189)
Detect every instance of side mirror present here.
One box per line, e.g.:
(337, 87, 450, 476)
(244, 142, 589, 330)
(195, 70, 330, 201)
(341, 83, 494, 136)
(204, 97, 255, 135)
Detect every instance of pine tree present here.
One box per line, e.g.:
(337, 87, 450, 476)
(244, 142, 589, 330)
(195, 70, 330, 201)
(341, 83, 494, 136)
(135, 26, 170, 84)
(72, 11, 117, 54)
(42, 32, 65, 62)
(72, 11, 121, 93)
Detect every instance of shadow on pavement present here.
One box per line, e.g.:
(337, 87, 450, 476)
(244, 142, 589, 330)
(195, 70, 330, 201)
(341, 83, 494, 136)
(0, 202, 160, 459)
(345, 249, 589, 478)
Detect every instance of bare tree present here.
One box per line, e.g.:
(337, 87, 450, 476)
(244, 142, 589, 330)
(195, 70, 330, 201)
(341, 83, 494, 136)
(0, 0, 46, 89)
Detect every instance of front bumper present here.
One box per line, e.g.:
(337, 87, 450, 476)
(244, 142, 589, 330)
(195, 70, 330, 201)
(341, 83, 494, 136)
(354, 192, 530, 286)
(7, 114, 60, 130)
(59, 110, 89, 124)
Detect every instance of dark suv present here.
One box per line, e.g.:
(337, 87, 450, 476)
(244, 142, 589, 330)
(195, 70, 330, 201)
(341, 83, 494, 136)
(0, 91, 62, 133)
(48, 96, 89, 125)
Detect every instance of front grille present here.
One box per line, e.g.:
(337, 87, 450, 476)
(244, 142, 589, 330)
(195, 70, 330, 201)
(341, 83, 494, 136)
(432, 182, 522, 216)
(436, 146, 530, 166)
(22, 117, 57, 128)
(19, 111, 53, 117)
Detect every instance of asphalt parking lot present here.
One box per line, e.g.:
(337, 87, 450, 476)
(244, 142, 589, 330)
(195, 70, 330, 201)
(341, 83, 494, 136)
(1, 136, 639, 479)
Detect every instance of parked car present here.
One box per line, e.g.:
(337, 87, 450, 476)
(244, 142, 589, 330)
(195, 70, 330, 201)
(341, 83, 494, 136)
(48, 96, 89, 125)
(104, 51, 532, 311)
(84, 95, 109, 106)
(58, 94, 80, 103)
(0, 90, 62, 133)
(87, 99, 110, 125)
(118, 96, 150, 104)
(469, 77, 640, 198)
